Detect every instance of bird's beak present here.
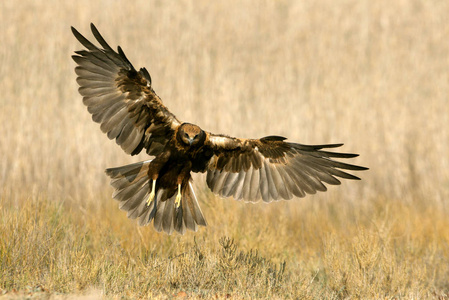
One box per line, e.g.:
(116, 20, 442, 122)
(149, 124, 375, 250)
(188, 138, 194, 145)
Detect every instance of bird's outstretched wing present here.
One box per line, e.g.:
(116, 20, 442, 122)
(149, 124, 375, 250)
(205, 134, 368, 202)
(72, 23, 181, 156)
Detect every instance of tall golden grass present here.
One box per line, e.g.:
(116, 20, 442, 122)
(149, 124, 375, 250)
(1, 0, 449, 298)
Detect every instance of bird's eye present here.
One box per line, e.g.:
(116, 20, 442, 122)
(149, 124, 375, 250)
(184, 133, 189, 137)
(194, 134, 198, 139)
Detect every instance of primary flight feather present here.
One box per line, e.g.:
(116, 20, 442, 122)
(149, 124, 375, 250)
(72, 23, 368, 235)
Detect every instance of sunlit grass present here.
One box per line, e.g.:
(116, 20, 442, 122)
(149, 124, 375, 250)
(1, 194, 448, 298)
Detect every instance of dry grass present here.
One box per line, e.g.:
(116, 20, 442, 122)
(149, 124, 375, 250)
(1, 0, 449, 298)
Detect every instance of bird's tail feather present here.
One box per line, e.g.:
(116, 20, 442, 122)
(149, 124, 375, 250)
(105, 160, 207, 235)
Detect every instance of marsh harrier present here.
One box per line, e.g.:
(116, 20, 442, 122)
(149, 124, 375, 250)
(72, 24, 368, 235)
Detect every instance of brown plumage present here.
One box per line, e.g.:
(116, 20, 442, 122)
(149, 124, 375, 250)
(72, 24, 368, 235)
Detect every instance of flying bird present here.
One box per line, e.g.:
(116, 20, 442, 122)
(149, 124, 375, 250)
(72, 23, 368, 235)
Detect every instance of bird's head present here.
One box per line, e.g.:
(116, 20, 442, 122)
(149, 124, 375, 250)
(177, 123, 205, 147)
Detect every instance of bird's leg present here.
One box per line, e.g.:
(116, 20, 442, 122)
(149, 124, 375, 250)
(175, 183, 182, 208)
(146, 151, 171, 207)
(174, 161, 192, 209)
(146, 179, 157, 206)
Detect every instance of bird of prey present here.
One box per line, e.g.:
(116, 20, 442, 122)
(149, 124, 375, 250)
(72, 24, 368, 235)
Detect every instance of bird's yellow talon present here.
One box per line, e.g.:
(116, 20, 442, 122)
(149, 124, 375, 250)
(147, 179, 157, 206)
(175, 183, 182, 208)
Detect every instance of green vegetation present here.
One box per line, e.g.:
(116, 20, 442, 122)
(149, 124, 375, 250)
(1, 0, 449, 298)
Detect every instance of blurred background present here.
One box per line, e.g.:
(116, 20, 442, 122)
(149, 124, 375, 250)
(1, 0, 448, 209)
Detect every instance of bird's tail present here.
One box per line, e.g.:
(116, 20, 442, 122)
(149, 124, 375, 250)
(105, 160, 207, 235)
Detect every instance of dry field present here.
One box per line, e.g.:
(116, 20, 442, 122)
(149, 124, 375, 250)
(1, 0, 449, 298)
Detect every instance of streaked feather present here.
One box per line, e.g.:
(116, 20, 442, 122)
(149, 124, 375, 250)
(72, 24, 181, 157)
(231, 171, 246, 200)
(104, 160, 206, 234)
(206, 134, 367, 202)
